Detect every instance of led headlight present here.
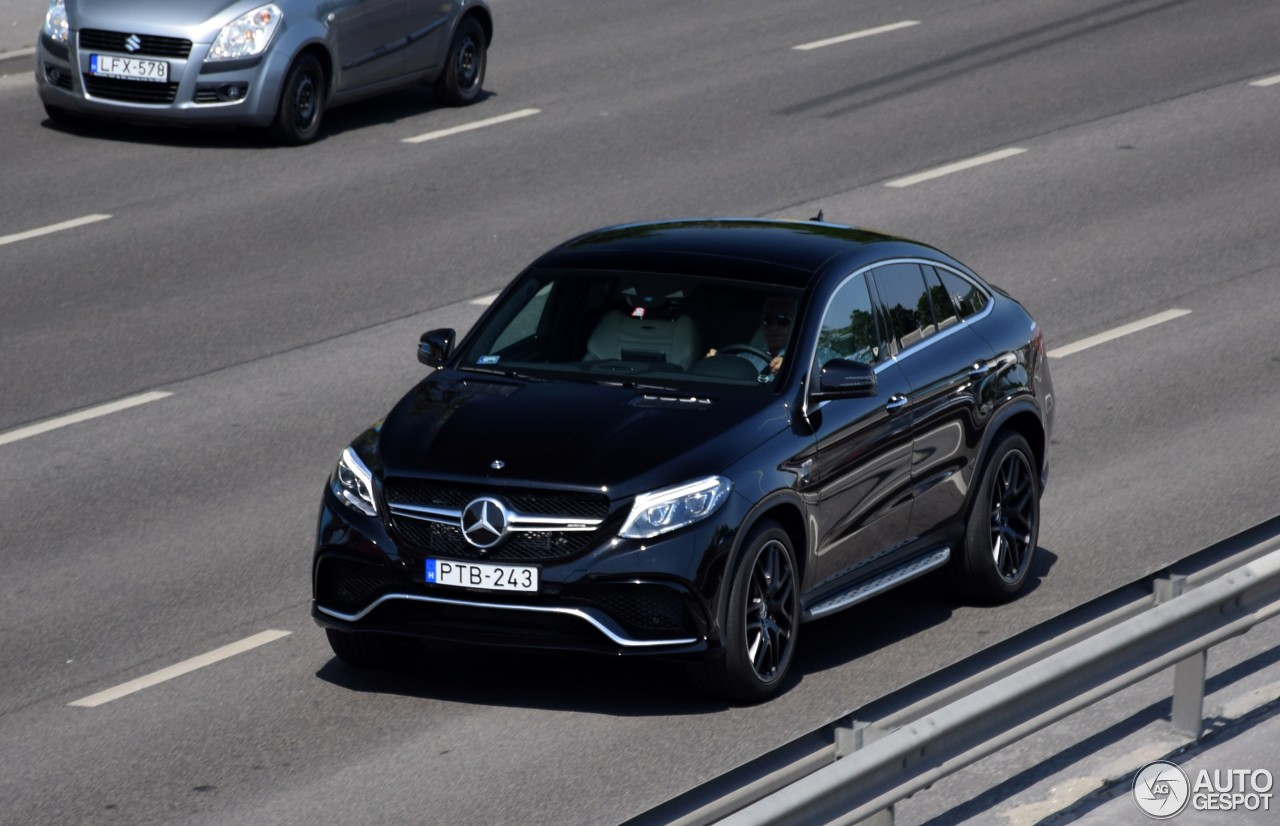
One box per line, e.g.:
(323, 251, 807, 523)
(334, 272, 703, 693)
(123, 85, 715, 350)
(43, 0, 68, 45)
(207, 4, 283, 61)
(331, 447, 377, 517)
(619, 476, 732, 539)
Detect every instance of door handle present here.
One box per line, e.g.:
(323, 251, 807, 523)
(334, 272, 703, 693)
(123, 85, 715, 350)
(885, 394, 909, 413)
(969, 352, 1017, 379)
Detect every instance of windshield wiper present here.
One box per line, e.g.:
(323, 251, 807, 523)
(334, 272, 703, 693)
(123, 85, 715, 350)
(458, 365, 545, 382)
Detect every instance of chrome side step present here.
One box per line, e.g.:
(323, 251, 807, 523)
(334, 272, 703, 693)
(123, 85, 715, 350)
(805, 548, 951, 620)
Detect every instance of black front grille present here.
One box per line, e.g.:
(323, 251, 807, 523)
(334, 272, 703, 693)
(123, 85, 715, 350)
(395, 519, 597, 563)
(79, 29, 192, 59)
(384, 480, 610, 521)
(83, 75, 179, 103)
(385, 479, 611, 564)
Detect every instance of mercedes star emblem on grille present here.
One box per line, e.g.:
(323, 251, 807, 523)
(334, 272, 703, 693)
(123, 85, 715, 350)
(124, 34, 142, 53)
(461, 497, 508, 549)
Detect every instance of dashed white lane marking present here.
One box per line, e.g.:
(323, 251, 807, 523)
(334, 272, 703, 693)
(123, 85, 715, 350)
(402, 108, 541, 144)
(793, 20, 921, 51)
(469, 292, 500, 306)
(0, 214, 112, 248)
(0, 391, 172, 448)
(1048, 309, 1191, 359)
(885, 147, 1027, 188)
(1249, 73, 1280, 87)
(68, 630, 292, 708)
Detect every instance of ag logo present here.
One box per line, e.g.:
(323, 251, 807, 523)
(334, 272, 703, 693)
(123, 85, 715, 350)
(1134, 760, 1190, 819)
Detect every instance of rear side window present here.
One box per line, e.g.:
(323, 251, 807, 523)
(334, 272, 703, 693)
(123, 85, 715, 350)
(872, 263, 934, 350)
(935, 268, 989, 318)
(922, 267, 960, 332)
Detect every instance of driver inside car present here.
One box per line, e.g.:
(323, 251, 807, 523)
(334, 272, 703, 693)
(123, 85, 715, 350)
(706, 296, 796, 379)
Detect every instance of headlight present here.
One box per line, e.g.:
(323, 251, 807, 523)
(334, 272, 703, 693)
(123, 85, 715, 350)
(619, 476, 732, 539)
(43, 0, 68, 45)
(207, 4, 283, 61)
(330, 447, 377, 517)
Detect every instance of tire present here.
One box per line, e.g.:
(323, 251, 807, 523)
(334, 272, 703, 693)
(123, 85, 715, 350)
(689, 521, 799, 703)
(270, 53, 325, 145)
(433, 17, 486, 106)
(953, 431, 1039, 602)
(325, 628, 422, 670)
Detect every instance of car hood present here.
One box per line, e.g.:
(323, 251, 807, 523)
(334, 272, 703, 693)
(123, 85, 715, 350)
(375, 371, 791, 501)
(71, 0, 251, 37)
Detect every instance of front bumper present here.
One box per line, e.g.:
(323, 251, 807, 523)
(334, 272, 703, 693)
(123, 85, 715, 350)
(35, 31, 287, 127)
(312, 488, 743, 658)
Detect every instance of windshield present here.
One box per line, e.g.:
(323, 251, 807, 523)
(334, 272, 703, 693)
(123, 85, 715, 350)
(456, 268, 804, 393)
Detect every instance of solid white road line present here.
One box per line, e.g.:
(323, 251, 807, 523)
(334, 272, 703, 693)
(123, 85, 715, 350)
(0, 214, 112, 248)
(0, 391, 172, 447)
(402, 108, 541, 144)
(885, 148, 1027, 188)
(793, 20, 920, 51)
(68, 630, 292, 708)
(469, 292, 500, 306)
(1048, 309, 1191, 359)
(1249, 74, 1280, 87)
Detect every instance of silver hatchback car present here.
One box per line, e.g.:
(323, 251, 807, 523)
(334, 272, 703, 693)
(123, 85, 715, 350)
(36, 0, 493, 144)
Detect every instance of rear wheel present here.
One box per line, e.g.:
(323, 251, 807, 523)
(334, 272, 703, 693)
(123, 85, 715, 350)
(433, 17, 486, 106)
(953, 431, 1039, 602)
(325, 628, 422, 670)
(270, 53, 325, 145)
(689, 521, 799, 703)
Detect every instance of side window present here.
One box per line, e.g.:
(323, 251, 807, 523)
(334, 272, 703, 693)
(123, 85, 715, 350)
(936, 268, 989, 318)
(922, 266, 960, 331)
(816, 273, 882, 367)
(873, 263, 934, 351)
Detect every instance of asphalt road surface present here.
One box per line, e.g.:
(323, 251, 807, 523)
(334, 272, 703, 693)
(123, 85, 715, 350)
(2, 1, 1279, 824)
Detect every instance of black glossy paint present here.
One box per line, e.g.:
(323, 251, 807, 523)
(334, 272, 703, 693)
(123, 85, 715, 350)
(312, 219, 1054, 679)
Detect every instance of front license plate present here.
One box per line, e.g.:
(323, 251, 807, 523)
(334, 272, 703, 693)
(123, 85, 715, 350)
(426, 559, 538, 592)
(90, 54, 169, 82)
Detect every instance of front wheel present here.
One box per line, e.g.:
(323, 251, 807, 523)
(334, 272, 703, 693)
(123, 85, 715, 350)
(270, 53, 325, 145)
(689, 521, 799, 703)
(433, 17, 486, 106)
(953, 431, 1040, 602)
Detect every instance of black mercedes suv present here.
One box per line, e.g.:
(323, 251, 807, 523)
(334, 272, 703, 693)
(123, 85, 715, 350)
(312, 218, 1055, 702)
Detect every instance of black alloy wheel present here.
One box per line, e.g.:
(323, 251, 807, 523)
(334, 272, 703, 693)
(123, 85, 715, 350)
(954, 431, 1039, 602)
(433, 17, 486, 106)
(690, 521, 799, 703)
(270, 53, 325, 145)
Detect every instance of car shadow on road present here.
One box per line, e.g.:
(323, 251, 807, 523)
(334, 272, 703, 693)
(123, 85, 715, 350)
(313, 546, 1059, 715)
(38, 89, 498, 149)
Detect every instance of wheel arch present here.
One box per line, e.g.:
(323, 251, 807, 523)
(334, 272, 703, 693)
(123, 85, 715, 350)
(969, 402, 1047, 515)
(709, 493, 809, 643)
(460, 6, 494, 46)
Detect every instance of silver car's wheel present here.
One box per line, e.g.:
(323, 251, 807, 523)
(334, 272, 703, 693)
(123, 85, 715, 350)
(433, 17, 486, 106)
(270, 53, 325, 145)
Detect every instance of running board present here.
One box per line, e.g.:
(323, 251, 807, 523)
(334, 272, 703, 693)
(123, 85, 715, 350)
(804, 548, 951, 620)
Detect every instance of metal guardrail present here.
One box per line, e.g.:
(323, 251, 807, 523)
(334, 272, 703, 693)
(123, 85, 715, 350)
(624, 516, 1280, 826)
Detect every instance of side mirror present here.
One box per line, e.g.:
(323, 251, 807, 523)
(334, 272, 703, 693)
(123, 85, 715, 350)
(810, 359, 877, 401)
(418, 328, 455, 367)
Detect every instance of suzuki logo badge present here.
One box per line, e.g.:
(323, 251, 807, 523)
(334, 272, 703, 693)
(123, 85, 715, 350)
(124, 34, 142, 53)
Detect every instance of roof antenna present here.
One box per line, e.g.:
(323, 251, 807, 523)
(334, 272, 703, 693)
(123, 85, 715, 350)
(809, 209, 824, 222)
